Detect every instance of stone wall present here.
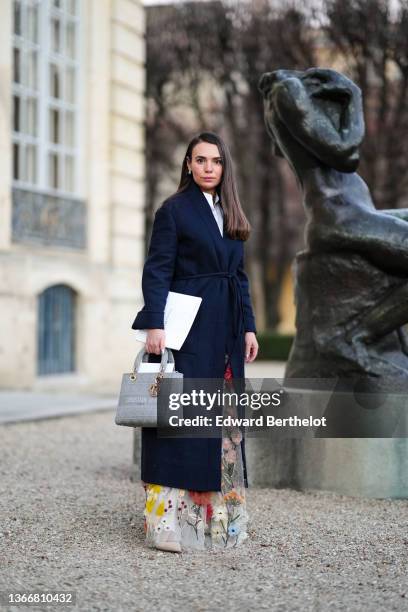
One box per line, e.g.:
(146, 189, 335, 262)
(0, 0, 146, 391)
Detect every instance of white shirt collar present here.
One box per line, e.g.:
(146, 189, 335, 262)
(202, 191, 220, 209)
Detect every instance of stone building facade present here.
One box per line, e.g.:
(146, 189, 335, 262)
(0, 0, 146, 391)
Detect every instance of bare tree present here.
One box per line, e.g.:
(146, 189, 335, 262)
(317, 0, 408, 209)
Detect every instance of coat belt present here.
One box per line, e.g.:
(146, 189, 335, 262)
(173, 272, 244, 356)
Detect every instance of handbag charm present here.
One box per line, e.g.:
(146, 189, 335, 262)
(149, 371, 164, 397)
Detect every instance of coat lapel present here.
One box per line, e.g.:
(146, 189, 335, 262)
(188, 180, 227, 264)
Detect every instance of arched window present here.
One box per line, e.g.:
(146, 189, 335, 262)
(37, 283, 76, 375)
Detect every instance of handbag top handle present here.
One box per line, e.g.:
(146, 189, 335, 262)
(132, 347, 174, 377)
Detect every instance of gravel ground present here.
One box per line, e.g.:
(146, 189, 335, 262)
(1, 411, 408, 612)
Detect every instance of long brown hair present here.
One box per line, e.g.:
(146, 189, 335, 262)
(173, 132, 251, 241)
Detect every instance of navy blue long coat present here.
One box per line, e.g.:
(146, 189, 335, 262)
(131, 179, 257, 491)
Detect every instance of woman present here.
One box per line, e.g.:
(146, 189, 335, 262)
(132, 132, 258, 552)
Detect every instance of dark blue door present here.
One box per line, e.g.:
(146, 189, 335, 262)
(37, 284, 76, 375)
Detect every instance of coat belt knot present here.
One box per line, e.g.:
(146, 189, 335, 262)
(173, 271, 245, 355)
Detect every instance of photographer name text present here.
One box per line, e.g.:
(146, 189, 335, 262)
(167, 415, 327, 427)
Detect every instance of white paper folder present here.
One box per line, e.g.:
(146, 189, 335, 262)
(133, 291, 202, 350)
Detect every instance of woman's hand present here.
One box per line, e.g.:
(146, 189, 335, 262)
(245, 332, 258, 363)
(146, 329, 166, 355)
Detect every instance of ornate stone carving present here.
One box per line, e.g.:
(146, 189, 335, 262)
(12, 188, 86, 249)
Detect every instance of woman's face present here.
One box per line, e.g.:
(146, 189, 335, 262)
(187, 142, 223, 194)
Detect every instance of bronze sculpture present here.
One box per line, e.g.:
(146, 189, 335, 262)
(258, 68, 408, 391)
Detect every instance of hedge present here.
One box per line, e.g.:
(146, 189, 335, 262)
(255, 332, 294, 361)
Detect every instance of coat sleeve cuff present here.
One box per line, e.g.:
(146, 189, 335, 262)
(131, 309, 164, 330)
(244, 320, 257, 334)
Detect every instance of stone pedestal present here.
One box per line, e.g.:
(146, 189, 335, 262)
(246, 438, 408, 498)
